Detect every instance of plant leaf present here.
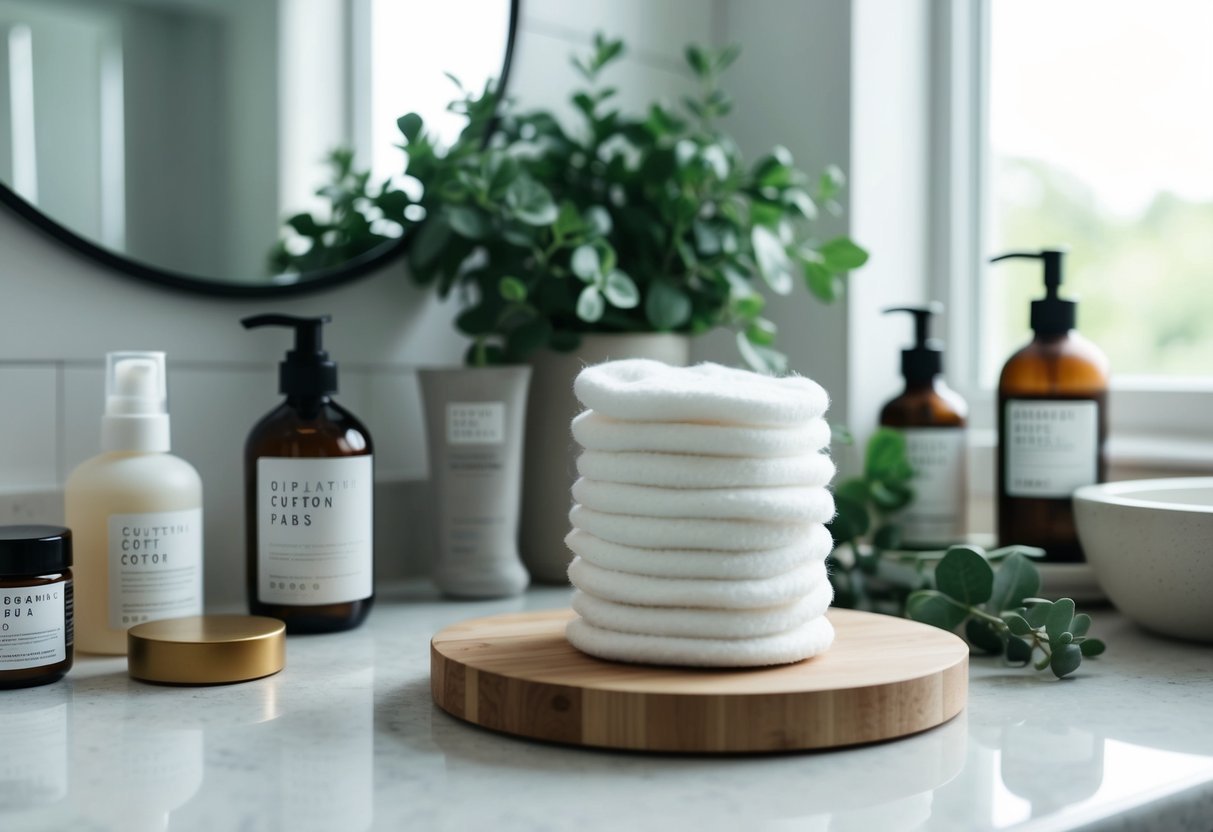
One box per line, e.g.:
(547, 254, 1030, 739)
(447, 206, 491, 240)
(408, 216, 453, 274)
(1001, 612, 1033, 636)
(1050, 643, 1083, 678)
(1079, 638, 1106, 657)
(1024, 600, 1053, 629)
(584, 205, 612, 236)
(872, 523, 902, 551)
(989, 552, 1041, 613)
(1070, 613, 1092, 638)
(571, 245, 601, 282)
(498, 276, 527, 302)
(685, 45, 710, 77)
(828, 492, 870, 543)
(397, 112, 423, 142)
(864, 428, 913, 484)
(906, 590, 968, 632)
(745, 317, 777, 346)
(804, 260, 841, 302)
(1005, 635, 1033, 665)
(751, 226, 794, 294)
(576, 285, 605, 322)
(819, 164, 846, 199)
(1045, 598, 1076, 645)
(645, 280, 692, 330)
(818, 237, 869, 271)
(602, 270, 640, 308)
(966, 618, 1004, 654)
(935, 546, 994, 606)
(735, 332, 788, 375)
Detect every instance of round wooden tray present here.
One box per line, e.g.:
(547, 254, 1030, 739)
(431, 607, 968, 753)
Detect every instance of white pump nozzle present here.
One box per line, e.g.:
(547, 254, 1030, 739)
(102, 351, 171, 452)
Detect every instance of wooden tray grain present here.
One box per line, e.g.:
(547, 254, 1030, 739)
(431, 608, 967, 753)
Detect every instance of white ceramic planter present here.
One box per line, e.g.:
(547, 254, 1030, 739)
(419, 366, 532, 598)
(520, 333, 690, 583)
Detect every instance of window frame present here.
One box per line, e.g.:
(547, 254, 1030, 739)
(930, 0, 1213, 465)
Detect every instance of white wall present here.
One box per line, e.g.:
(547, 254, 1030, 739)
(692, 0, 855, 427)
(0, 0, 717, 604)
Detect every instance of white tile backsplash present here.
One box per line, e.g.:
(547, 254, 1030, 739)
(0, 365, 59, 487)
(365, 367, 428, 481)
(59, 363, 106, 482)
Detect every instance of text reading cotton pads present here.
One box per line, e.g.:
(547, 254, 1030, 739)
(564, 359, 837, 668)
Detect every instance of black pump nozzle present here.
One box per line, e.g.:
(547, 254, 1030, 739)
(242, 314, 338, 397)
(883, 302, 944, 383)
(990, 249, 1075, 335)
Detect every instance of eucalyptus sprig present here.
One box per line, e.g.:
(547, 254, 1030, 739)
(827, 429, 1106, 679)
(907, 547, 1106, 679)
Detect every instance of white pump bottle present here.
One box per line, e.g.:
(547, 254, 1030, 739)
(65, 352, 204, 654)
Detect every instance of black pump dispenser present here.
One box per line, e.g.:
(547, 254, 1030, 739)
(242, 314, 338, 397)
(990, 250, 1075, 335)
(884, 303, 944, 383)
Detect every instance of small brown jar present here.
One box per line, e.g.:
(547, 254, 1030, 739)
(0, 525, 73, 689)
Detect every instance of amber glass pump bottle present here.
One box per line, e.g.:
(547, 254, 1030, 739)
(879, 304, 968, 548)
(992, 251, 1108, 563)
(243, 314, 374, 633)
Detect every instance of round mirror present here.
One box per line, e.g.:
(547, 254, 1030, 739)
(0, 0, 518, 295)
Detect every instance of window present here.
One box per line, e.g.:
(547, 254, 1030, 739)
(987, 0, 1213, 383)
(934, 0, 1213, 450)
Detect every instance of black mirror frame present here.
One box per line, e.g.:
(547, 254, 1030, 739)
(0, 0, 520, 298)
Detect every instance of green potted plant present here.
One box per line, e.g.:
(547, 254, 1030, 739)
(273, 34, 868, 581)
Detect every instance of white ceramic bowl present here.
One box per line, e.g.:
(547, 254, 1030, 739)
(1073, 478, 1213, 642)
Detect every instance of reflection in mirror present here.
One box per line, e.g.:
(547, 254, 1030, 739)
(0, 0, 514, 290)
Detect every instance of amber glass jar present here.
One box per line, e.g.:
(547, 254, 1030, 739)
(0, 525, 73, 689)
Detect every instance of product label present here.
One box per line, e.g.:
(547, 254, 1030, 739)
(257, 456, 373, 605)
(108, 509, 203, 629)
(0, 581, 68, 670)
(1005, 400, 1099, 497)
(900, 428, 967, 547)
(447, 402, 505, 445)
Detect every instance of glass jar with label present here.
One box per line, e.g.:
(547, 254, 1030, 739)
(0, 525, 73, 689)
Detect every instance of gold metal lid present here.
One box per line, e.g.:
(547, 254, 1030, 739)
(127, 615, 285, 685)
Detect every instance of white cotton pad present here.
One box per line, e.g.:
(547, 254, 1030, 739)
(569, 504, 832, 551)
(571, 581, 834, 639)
(565, 614, 836, 667)
(576, 450, 836, 489)
(565, 527, 833, 580)
(571, 410, 832, 458)
(573, 478, 831, 522)
(567, 557, 828, 609)
(573, 359, 829, 426)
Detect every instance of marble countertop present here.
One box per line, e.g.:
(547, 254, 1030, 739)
(2, 583, 1211, 832)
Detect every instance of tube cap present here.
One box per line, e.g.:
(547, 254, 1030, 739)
(0, 525, 72, 576)
(128, 615, 286, 685)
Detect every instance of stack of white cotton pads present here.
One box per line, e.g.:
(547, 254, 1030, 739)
(564, 359, 837, 668)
